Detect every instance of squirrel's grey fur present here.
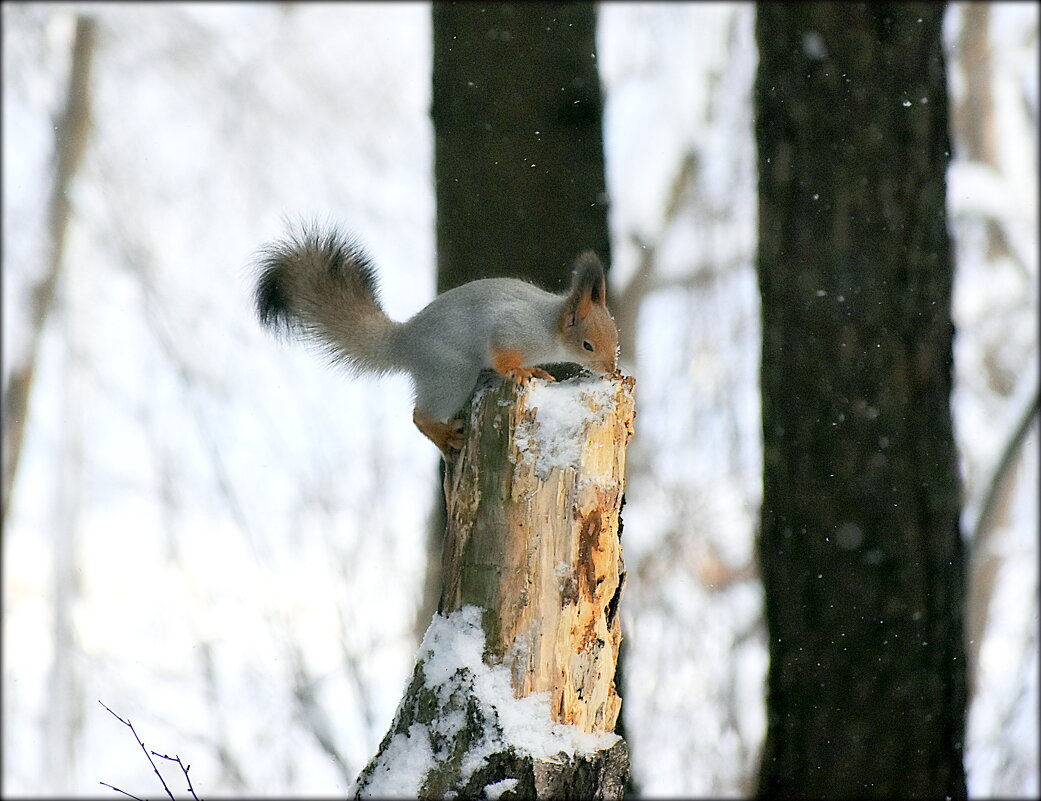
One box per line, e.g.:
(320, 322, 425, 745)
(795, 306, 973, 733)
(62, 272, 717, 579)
(254, 222, 617, 429)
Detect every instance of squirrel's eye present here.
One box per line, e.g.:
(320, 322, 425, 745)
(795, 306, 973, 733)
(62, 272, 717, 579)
(583, 341, 594, 352)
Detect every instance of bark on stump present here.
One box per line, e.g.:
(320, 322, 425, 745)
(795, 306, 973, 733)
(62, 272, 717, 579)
(353, 371, 635, 799)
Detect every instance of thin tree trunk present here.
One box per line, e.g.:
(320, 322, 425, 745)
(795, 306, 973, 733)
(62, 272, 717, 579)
(354, 372, 634, 799)
(955, 3, 996, 166)
(34, 20, 98, 788)
(2, 15, 96, 528)
(44, 256, 87, 791)
(954, 3, 1012, 262)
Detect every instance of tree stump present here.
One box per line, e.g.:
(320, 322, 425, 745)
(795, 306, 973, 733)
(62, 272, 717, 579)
(353, 370, 635, 799)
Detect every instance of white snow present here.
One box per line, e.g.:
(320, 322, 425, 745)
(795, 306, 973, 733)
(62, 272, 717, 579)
(418, 606, 620, 761)
(357, 606, 619, 796)
(512, 377, 619, 479)
(354, 722, 435, 799)
(484, 777, 520, 799)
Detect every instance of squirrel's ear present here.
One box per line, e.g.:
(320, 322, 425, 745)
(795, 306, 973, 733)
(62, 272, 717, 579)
(567, 252, 607, 320)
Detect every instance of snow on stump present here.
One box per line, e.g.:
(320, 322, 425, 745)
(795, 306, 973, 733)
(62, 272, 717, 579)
(352, 371, 635, 799)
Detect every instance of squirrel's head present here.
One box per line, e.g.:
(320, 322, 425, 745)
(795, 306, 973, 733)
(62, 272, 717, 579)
(559, 252, 619, 374)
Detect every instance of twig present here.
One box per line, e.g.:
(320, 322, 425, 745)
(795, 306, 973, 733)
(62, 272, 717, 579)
(99, 700, 175, 801)
(966, 381, 1040, 696)
(970, 382, 1039, 547)
(289, 647, 352, 784)
(152, 751, 201, 801)
(99, 781, 147, 801)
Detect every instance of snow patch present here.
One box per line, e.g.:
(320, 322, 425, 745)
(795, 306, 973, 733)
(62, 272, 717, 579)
(512, 378, 618, 478)
(355, 722, 435, 798)
(357, 606, 619, 796)
(419, 606, 620, 760)
(485, 777, 520, 799)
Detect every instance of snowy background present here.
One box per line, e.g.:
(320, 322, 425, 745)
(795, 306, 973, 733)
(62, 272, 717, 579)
(3, 2, 1037, 797)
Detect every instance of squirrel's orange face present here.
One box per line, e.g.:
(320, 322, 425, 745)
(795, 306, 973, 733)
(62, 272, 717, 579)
(561, 253, 619, 374)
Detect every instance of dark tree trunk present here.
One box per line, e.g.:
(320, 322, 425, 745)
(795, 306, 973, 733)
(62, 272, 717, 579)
(754, 4, 967, 798)
(431, 1, 610, 294)
(422, 0, 613, 661)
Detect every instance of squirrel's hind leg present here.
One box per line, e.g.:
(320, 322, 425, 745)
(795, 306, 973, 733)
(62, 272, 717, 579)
(413, 409, 464, 457)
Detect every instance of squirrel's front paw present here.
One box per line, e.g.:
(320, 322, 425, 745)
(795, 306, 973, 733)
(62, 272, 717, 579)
(503, 366, 555, 384)
(492, 348, 555, 385)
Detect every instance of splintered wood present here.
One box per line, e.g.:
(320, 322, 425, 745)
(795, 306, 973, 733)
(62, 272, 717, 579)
(439, 371, 635, 736)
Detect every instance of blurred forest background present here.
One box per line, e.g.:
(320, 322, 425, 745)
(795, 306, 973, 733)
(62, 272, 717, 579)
(2, 2, 1037, 797)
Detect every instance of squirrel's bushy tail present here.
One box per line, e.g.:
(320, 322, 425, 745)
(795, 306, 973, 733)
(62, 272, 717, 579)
(254, 224, 400, 375)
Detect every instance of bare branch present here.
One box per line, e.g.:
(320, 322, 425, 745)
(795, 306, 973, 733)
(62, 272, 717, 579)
(971, 382, 1040, 546)
(152, 752, 201, 801)
(966, 382, 1040, 696)
(289, 647, 352, 784)
(99, 700, 175, 801)
(99, 781, 147, 801)
(615, 150, 699, 363)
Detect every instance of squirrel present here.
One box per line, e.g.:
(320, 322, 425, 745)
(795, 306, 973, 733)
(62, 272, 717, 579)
(253, 224, 619, 457)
